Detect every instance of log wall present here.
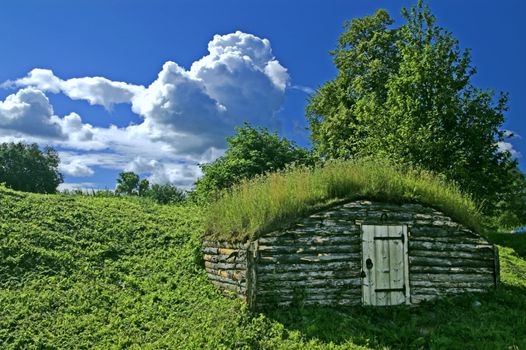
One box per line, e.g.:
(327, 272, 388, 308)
(202, 240, 250, 301)
(203, 200, 499, 308)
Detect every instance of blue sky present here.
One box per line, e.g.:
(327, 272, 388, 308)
(0, 0, 524, 190)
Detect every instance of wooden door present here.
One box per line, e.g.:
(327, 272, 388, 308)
(361, 225, 410, 305)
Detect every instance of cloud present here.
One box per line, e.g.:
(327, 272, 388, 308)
(125, 156, 159, 174)
(130, 31, 289, 154)
(1, 31, 291, 187)
(123, 156, 203, 189)
(59, 159, 95, 177)
(0, 88, 64, 138)
(290, 84, 315, 94)
(130, 62, 232, 154)
(147, 162, 202, 189)
(5, 68, 144, 109)
(0, 89, 102, 150)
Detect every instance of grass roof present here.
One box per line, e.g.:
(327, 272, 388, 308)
(204, 159, 484, 242)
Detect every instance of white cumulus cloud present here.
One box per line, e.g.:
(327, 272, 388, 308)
(5, 68, 145, 109)
(59, 159, 95, 177)
(0, 87, 64, 138)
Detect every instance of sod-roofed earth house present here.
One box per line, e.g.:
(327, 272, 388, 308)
(202, 161, 500, 308)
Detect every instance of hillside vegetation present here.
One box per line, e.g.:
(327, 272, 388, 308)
(205, 159, 483, 241)
(1, 185, 525, 349)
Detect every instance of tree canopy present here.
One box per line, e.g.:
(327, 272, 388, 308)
(193, 123, 313, 200)
(115, 172, 142, 196)
(0, 142, 63, 194)
(306, 1, 518, 215)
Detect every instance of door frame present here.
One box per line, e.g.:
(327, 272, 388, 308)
(359, 224, 411, 306)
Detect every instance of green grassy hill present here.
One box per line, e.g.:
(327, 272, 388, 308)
(1, 185, 525, 349)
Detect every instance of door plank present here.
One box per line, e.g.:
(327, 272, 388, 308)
(374, 225, 389, 306)
(388, 225, 405, 304)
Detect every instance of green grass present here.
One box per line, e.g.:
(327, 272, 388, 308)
(1, 185, 525, 349)
(205, 159, 483, 241)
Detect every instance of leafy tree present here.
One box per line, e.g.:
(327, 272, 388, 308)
(0, 142, 63, 193)
(194, 123, 314, 199)
(138, 179, 150, 197)
(146, 184, 186, 205)
(115, 172, 141, 195)
(306, 1, 517, 214)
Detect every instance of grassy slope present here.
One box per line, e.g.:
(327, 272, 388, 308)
(1, 187, 525, 349)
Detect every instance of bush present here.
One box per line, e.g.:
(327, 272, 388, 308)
(145, 183, 186, 205)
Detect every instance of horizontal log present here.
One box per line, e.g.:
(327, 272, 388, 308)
(203, 253, 246, 263)
(410, 280, 494, 288)
(409, 256, 494, 268)
(202, 240, 248, 249)
(207, 273, 246, 287)
(325, 210, 413, 223)
(203, 246, 247, 255)
(258, 278, 361, 288)
(429, 220, 459, 228)
(409, 241, 494, 253)
(204, 261, 246, 270)
(205, 268, 246, 282)
(409, 266, 494, 275)
(257, 244, 360, 255)
(259, 253, 361, 264)
(257, 261, 359, 273)
(412, 287, 491, 296)
(203, 249, 246, 258)
(310, 207, 362, 218)
(411, 273, 494, 283)
(258, 270, 360, 282)
(264, 225, 360, 237)
(202, 246, 218, 255)
(342, 202, 436, 214)
(257, 298, 361, 307)
(410, 226, 478, 238)
(257, 293, 361, 302)
(257, 287, 361, 296)
(219, 248, 238, 256)
(410, 236, 488, 245)
(257, 235, 361, 246)
(410, 249, 493, 260)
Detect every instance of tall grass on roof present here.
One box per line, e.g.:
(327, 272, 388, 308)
(204, 158, 483, 241)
